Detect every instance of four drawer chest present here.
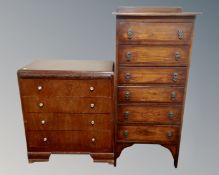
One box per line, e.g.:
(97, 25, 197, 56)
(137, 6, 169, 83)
(17, 7, 199, 168)
(18, 60, 115, 164)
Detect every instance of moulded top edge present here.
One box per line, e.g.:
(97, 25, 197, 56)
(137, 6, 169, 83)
(112, 12, 201, 17)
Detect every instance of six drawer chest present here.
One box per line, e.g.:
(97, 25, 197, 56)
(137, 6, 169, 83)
(18, 7, 199, 168)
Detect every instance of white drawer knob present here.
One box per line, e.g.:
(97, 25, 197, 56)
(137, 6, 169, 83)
(37, 85, 43, 91)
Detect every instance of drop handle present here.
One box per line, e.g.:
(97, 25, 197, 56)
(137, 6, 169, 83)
(175, 52, 181, 61)
(177, 30, 184, 40)
(125, 73, 132, 81)
(168, 112, 174, 119)
(127, 28, 133, 39)
(171, 92, 176, 101)
(126, 51, 132, 61)
(166, 131, 173, 139)
(124, 111, 129, 120)
(123, 130, 129, 138)
(172, 72, 178, 82)
(124, 91, 130, 100)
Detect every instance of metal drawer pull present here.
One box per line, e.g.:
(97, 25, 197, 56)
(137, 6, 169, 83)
(172, 72, 178, 82)
(171, 92, 176, 100)
(91, 138, 96, 143)
(126, 51, 132, 61)
(124, 111, 129, 120)
(43, 137, 47, 142)
(38, 102, 44, 108)
(166, 131, 173, 139)
(41, 120, 46, 125)
(37, 85, 43, 91)
(125, 73, 132, 81)
(175, 52, 181, 61)
(90, 86, 94, 91)
(90, 103, 95, 108)
(177, 30, 184, 40)
(124, 91, 130, 100)
(127, 28, 133, 39)
(168, 112, 174, 119)
(123, 130, 129, 138)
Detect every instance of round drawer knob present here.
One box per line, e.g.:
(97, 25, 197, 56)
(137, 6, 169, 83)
(37, 85, 43, 91)
(90, 103, 95, 108)
(38, 102, 44, 108)
(43, 137, 47, 142)
(41, 120, 46, 125)
(91, 120, 95, 125)
(91, 138, 95, 143)
(90, 86, 94, 91)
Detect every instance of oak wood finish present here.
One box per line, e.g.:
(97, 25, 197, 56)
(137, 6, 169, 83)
(114, 7, 199, 168)
(22, 97, 112, 113)
(19, 79, 112, 97)
(118, 67, 187, 84)
(25, 113, 113, 131)
(118, 86, 184, 103)
(117, 22, 193, 44)
(18, 60, 115, 164)
(117, 125, 180, 143)
(117, 105, 182, 124)
(118, 45, 189, 66)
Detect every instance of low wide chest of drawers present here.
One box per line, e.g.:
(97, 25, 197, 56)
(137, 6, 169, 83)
(17, 60, 115, 164)
(113, 7, 199, 168)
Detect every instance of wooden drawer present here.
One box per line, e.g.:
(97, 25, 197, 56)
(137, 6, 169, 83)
(117, 125, 179, 143)
(117, 21, 193, 43)
(25, 113, 113, 131)
(19, 79, 112, 97)
(22, 97, 112, 113)
(118, 105, 182, 124)
(27, 131, 113, 152)
(118, 86, 184, 103)
(118, 67, 187, 84)
(118, 45, 189, 66)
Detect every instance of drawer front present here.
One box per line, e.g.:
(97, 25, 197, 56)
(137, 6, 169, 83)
(119, 67, 187, 84)
(118, 45, 189, 66)
(19, 79, 112, 97)
(118, 86, 184, 103)
(118, 105, 182, 124)
(117, 22, 193, 43)
(117, 125, 179, 143)
(27, 131, 113, 152)
(25, 113, 113, 131)
(22, 97, 112, 113)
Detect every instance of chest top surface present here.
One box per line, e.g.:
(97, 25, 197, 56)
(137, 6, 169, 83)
(17, 60, 114, 79)
(112, 6, 201, 16)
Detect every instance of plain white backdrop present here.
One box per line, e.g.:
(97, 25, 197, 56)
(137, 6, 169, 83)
(0, 0, 218, 174)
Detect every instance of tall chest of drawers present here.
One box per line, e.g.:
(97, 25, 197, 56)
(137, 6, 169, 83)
(18, 60, 115, 164)
(113, 7, 199, 167)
